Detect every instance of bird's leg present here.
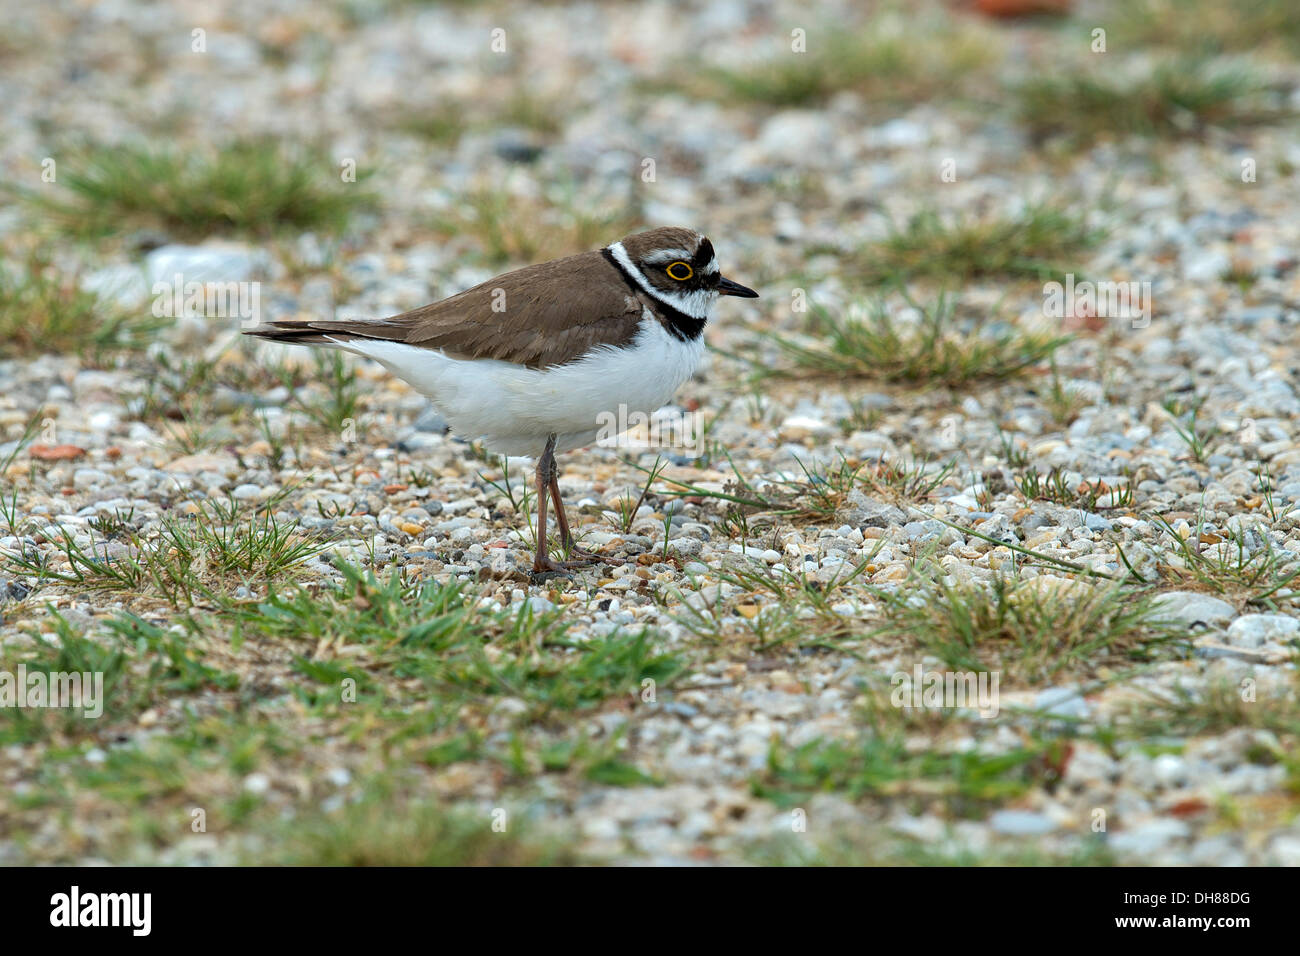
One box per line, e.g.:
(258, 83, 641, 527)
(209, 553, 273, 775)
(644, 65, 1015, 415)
(531, 434, 568, 576)
(548, 459, 624, 566)
(548, 468, 574, 547)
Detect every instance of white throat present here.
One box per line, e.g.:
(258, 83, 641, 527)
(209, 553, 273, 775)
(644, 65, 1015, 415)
(606, 241, 716, 320)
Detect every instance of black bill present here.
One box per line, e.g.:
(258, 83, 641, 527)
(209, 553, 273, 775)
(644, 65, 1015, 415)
(717, 275, 759, 298)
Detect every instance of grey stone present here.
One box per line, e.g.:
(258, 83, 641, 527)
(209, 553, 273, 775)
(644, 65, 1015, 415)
(146, 243, 264, 285)
(82, 264, 149, 307)
(1150, 591, 1236, 629)
(1082, 511, 1113, 532)
(844, 490, 906, 529)
(667, 537, 703, 558)
(1035, 686, 1091, 719)
(0, 580, 30, 603)
(1194, 644, 1271, 664)
(411, 404, 450, 433)
(661, 702, 699, 719)
(903, 520, 945, 542)
(525, 596, 555, 614)
(1110, 819, 1190, 855)
(989, 810, 1057, 836)
(492, 128, 544, 163)
(975, 512, 1018, 544)
(1270, 835, 1300, 867)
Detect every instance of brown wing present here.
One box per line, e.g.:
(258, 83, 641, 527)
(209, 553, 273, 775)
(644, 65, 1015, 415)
(244, 250, 647, 370)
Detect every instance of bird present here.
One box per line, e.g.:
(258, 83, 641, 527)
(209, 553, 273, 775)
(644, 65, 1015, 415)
(243, 226, 758, 575)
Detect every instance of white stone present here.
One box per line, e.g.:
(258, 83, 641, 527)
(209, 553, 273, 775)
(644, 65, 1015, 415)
(1226, 614, 1300, 648)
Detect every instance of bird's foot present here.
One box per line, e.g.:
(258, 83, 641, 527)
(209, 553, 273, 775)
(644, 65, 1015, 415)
(530, 548, 622, 581)
(530, 556, 575, 582)
(562, 545, 625, 567)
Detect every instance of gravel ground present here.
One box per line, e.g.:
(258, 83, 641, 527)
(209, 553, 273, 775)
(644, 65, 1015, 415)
(2, 0, 1300, 865)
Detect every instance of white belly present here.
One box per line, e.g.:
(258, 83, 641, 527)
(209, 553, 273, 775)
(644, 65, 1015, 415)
(334, 315, 705, 457)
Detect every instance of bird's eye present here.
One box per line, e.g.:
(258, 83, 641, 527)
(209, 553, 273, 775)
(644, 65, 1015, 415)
(665, 261, 693, 281)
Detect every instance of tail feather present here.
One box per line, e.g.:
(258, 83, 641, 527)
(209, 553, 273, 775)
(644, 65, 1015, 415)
(243, 318, 405, 347)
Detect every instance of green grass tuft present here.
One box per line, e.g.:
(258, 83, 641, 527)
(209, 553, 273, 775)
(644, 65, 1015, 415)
(1017, 467, 1136, 511)
(748, 831, 1115, 866)
(1104, 0, 1300, 58)
(434, 182, 642, 267)
(0, 251, 162, 357)
(758, 734, 1050, 806)
(825, 204, 1101, 286)
(1, 491, 325, 609)
(242, 560, 687, 722)
(248, 792, 579, 866)
(874, 574, 1179, 684)
(1142, 515, 1300, 607)
(679, 17, 993, 107)
(20, 139, 376, 240)
(757, 293, 1069, 388)
(1015, 59, 1285, 143)
(755, 695, 1063, 811)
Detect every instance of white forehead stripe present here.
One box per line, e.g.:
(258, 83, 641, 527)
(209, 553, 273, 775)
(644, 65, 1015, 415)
(643, 248, 697, 265)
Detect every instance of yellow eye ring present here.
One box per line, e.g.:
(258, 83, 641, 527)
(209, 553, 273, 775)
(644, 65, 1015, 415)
(666, 261, 693, 281)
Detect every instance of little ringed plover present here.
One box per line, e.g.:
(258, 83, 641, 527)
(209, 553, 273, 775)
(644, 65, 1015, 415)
(244, 226, 758, 575)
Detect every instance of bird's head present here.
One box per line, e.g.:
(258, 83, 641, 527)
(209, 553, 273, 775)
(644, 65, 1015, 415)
(606, 226, 758, 319)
